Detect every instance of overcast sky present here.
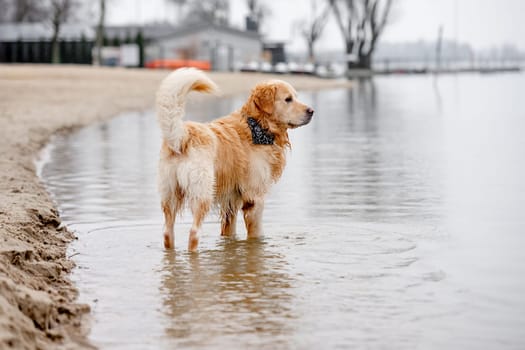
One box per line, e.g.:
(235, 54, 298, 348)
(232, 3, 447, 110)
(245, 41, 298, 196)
(106, 0, 525, 52)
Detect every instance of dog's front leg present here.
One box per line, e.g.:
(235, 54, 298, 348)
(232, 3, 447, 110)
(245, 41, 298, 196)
(242, 199, 264, 238)
(221, 210, 238, 237)
(221, 199, 242, 237)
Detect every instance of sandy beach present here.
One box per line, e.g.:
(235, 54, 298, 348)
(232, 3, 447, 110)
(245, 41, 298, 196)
(0, 65, 350, 349)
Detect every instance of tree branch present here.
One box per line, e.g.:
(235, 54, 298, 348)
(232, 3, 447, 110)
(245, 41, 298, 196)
(329, 0, 351, 44)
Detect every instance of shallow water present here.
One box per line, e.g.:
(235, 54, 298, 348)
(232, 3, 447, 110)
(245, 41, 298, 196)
(42, 73, 525, 349)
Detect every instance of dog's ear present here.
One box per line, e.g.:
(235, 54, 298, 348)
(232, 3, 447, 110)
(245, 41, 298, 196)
(252, 84, 276, 115)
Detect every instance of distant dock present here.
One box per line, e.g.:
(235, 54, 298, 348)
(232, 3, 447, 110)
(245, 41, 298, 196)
(374, 66, 522, 75)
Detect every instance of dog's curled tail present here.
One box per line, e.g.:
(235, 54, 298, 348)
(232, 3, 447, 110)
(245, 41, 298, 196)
(156, 68, 219, 153)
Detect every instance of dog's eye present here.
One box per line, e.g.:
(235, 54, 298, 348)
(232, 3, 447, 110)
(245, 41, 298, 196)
(285, 96, 293, 103)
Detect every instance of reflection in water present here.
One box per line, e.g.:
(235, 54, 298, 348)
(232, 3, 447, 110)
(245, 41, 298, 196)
(160, 239, 295, 348)
(284, 78, 443, 224)
(432, 75, 443, 114)
(41, 73, 525, 349)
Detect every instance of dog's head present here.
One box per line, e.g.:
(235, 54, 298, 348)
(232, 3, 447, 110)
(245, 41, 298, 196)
(245, 80, 314, 129)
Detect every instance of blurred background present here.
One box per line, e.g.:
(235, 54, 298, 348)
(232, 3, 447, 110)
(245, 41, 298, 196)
(0, 0, 523, 77)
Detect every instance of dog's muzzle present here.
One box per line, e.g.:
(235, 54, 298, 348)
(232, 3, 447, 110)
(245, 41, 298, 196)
(288, 108, 314, 128)
(301, 108, 314, 125)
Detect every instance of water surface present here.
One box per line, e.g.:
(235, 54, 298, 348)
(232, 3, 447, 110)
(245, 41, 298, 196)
(42, 73, 525, 349)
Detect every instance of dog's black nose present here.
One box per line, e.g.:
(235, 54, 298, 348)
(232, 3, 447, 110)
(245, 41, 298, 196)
(306, 108, 314, 117)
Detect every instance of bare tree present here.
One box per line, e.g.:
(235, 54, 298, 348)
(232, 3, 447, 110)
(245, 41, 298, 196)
(185, 0, 230, 26)
(0, 0, 47, 22)
(94, 0, 105, 65)
(297, 0, 331, 63)
(246, 0, 271, 32)
(14, 0, 47, 21)
(49, 0, 80, 63)
(330, 0, 393, 70)
(0, 0, 10, 22)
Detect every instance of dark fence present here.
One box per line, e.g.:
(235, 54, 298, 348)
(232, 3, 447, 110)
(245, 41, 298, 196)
(0, 40, 93, 64)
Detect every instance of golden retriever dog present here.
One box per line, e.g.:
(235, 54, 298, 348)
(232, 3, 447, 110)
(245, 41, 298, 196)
(156, 68, 314, 251)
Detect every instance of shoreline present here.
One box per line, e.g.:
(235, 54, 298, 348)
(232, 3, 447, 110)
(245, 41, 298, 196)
(0, 64, 350, 349)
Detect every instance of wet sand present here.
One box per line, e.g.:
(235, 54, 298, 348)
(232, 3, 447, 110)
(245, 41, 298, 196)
(0, 65, 350, 349)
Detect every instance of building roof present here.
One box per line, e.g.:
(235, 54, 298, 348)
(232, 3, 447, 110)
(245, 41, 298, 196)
(105, 22, 261, 42)
(0, 23, 95, 41)
(104, 24, 175, 41)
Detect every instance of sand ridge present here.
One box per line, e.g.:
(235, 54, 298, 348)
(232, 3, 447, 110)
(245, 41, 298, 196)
(0, 64, 350, 349)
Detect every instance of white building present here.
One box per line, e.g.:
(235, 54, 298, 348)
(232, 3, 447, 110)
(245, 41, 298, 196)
(105, 22, 261, 71)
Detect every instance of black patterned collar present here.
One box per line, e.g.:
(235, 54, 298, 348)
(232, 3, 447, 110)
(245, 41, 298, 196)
(247, 117, 274, 145)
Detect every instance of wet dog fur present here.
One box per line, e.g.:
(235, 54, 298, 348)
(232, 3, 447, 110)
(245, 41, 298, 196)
(156, 68, 314, 251)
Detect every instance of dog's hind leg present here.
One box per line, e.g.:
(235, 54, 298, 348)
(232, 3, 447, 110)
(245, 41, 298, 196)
(177, 149, 215, 251)
(185, 162, 214, 251)
(159, 173, 184, 248)
(161, 188, 183, 249)
(162, 200, 176, 249)
(188, 199, 211, 252)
